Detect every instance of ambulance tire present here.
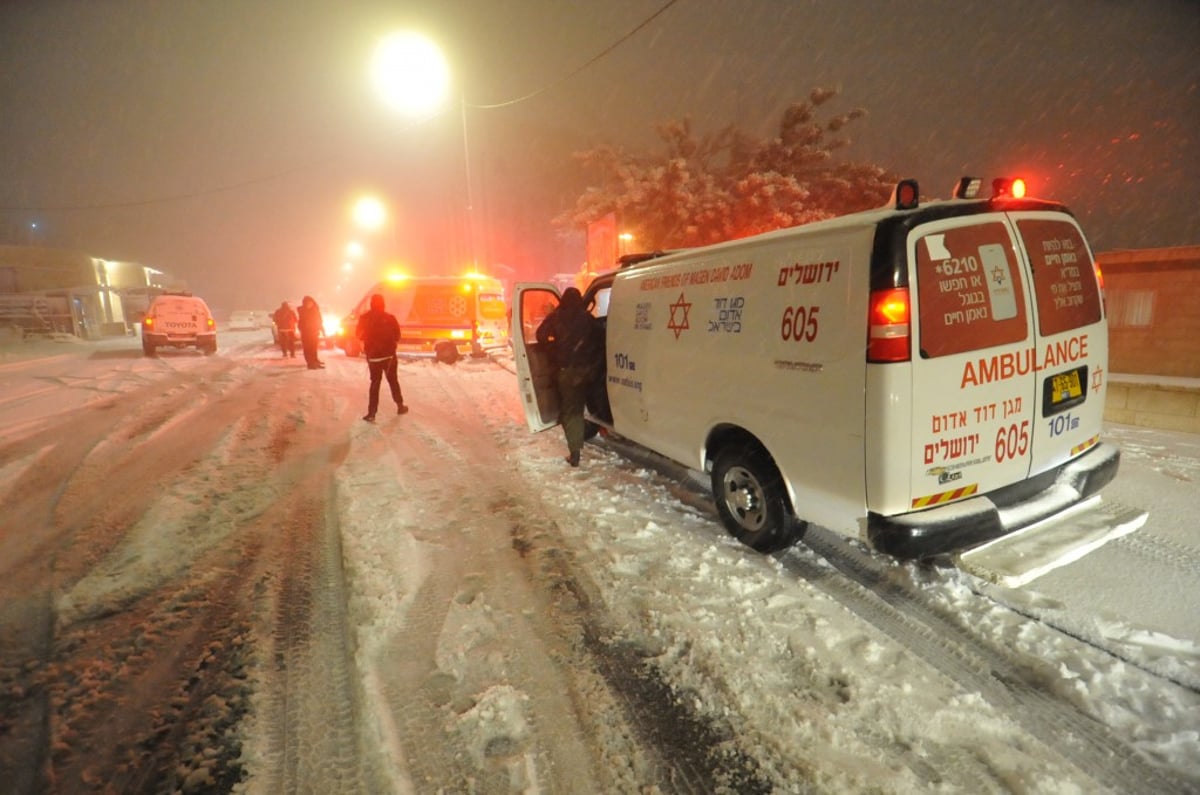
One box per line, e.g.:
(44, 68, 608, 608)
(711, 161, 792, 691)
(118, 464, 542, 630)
(435, 341, 460, 364)
(711, 444, 803, 553)
(583, 420, 600, 441)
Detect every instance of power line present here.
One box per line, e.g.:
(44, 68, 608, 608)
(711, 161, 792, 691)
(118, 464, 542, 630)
(468, 0, 680, 110)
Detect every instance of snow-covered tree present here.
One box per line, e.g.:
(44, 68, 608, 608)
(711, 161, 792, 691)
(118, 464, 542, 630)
(556, 88, 897, 250)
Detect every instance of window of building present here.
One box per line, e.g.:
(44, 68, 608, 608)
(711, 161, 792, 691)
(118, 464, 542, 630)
(1107, 289, 1155, 328)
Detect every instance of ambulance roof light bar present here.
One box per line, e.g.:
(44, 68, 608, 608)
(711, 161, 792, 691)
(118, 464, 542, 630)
(891, 179, 920, 210)
(953, 176, 982, 199)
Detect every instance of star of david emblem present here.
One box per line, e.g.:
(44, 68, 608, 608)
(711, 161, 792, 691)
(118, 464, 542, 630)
(667, 292, 691, 340)
(991, 265, 1007, 286)
(1091, 365, 1104, 393)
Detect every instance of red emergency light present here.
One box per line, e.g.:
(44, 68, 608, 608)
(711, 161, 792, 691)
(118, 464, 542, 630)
(991, 177, 1027, 199)
(892, 179, 920, 210)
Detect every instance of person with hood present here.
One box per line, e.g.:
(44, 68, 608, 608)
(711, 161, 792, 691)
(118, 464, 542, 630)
(272, 300, 298, 358)
(535, 287, 604, 466)
(355, 293, 408, 421)
(297, 295, 325, 369)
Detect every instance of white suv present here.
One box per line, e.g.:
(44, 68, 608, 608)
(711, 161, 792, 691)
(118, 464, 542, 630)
(141, 292, 218, 356)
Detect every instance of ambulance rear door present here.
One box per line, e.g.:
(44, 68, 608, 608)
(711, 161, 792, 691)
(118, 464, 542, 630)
(907, 216, 1038, 509)
(1010, 214, 1107, 477)
(511, 283, 562, 432)
(474, 280, 510, 350)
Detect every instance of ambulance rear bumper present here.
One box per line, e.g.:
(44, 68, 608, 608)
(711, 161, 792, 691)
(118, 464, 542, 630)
(867, 442, 1122, 560)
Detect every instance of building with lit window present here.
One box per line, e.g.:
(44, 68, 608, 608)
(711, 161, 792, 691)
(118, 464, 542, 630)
(0, 245, 184, 339)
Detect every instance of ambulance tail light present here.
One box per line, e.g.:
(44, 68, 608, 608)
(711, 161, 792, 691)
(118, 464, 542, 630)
(206, 317, 216, 331)
(143, 316, 154, 329)
(1093, 260, 1107, 314)
(868, 287, 911, 363)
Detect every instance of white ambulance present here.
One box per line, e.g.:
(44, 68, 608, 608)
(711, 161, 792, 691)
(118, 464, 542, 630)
(511, 177, 1122, 560)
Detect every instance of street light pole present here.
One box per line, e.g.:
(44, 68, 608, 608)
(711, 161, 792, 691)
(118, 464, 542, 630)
(460, 92, 477, 270)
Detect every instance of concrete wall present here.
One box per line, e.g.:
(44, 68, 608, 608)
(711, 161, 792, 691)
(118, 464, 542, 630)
(1105, 377, 1200, 434)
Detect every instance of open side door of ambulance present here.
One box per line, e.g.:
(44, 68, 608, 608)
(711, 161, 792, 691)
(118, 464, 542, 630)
(511, 283, 563, 432)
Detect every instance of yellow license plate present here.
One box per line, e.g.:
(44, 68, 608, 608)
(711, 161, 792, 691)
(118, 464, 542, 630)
(1051, 370, 1083, 404)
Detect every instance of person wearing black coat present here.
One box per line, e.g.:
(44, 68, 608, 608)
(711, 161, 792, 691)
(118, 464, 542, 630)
(535, 287, 604, 466)
(355, 293, 408, 421)
(297, 295, 325, 369)
(272, 300, 298, 358)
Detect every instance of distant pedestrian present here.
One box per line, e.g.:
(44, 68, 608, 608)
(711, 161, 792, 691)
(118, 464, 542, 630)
(272, 300, 297, 358)
(535, 287, 604, 466)
(355, 293, 408, 421)
(297, 295, 325, 369)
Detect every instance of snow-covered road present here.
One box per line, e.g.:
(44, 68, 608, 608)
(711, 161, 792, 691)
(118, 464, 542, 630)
(0, 332, 1197, 793)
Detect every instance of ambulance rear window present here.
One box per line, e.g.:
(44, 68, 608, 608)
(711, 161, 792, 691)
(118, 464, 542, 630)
(914, 222, 1029, 358)
(1017, 219, 1103, 336)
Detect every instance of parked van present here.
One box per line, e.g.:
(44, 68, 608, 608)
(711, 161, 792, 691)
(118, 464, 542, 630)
(336, 273, 508, 363)
(511, 177, 1120, 559)
(141, 292, 217, 356)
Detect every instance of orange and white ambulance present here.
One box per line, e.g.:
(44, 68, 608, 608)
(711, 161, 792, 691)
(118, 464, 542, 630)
(338, 273, 508, 363)
(512, 177, 1124, 561)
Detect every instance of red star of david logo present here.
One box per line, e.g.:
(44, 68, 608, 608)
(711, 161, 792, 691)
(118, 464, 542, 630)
(1091, 365, 1104, 393)
(667, 292, 691, 339)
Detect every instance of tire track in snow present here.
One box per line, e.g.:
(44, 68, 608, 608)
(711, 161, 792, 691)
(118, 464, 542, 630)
(339, 360, 681, 792)
(1, 355, 373, 792)
(410, 360, 776, 793)
(789, 528, 1197, 794)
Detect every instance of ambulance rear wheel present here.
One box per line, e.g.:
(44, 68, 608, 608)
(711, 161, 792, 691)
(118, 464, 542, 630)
(435, 341, 460, 364)
(711, 445, 802, 553)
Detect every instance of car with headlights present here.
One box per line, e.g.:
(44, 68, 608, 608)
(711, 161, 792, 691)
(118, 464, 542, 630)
(271, 302, 338, 348)
(141, 292, 217, 356)
(227, 310, 258, 331)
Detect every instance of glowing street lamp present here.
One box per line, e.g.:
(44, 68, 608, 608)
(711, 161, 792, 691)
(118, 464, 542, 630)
(351, 194, 399, 260)
(370, 32, 478, 269)
(352, 196, 387, 232)
(370, 32, 450, 118)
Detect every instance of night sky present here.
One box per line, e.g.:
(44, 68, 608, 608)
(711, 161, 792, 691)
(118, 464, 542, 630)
(1, 0, 1196, 314)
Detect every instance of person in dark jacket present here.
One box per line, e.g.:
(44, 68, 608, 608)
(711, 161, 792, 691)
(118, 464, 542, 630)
(297, 295, 325, 369)
(272, 300, 298, 358)
(355, 293, 408, 421)
(535, 287, 604, 466)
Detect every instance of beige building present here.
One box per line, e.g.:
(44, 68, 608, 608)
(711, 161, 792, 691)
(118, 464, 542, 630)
(0, 245, 184, 338)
